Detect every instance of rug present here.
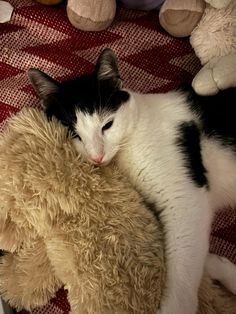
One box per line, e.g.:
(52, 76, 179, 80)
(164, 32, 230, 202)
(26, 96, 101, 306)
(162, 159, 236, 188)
(0, 1, 235, 313)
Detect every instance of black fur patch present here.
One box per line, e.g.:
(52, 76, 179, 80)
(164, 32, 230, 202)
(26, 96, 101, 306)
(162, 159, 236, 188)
(176, 121, 207, 188)
(45, 73, 130, 127)
(183, 86, 236, 149)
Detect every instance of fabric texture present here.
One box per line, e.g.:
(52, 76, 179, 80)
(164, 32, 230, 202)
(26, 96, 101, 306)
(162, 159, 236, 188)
(0, 1, 235, 313)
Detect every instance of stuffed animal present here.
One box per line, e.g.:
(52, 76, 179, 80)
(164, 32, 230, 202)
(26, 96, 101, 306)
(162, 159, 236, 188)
(36, 0, 166, 31)
(159, 0, 232, 38)
(66, 0, 117, 31)
(0, 0, 14, 23)
(0, 108, 164, 313)
(159, 0, 236, 96)
(66, 0, 167, 31)
(159, 0, 206, 38)
(0, 108, 236, 313)
(35, 0, 117, 31)
(190, 0, 236, 95)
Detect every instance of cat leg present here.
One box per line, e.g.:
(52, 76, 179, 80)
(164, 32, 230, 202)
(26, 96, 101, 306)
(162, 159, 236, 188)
(157, 188, 212, 314)
(205, 253, 236, 294)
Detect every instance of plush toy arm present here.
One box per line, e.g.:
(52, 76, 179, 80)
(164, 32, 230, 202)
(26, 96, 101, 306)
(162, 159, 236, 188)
(192, 54, 236, 96)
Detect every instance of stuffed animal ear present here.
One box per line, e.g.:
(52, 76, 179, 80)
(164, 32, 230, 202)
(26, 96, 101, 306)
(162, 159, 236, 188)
(28, 68, 60, 99)
(95, 48, 122, 88)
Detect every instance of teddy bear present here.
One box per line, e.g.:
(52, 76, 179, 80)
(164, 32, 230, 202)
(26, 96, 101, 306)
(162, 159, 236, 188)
(0, 107, 236, 313)
(159, 0, 236, 96)
(190, 0, 236, 95)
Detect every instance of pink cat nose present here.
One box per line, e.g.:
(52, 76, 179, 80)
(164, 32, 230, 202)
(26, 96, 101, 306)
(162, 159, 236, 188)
(91, 155, 104, 164)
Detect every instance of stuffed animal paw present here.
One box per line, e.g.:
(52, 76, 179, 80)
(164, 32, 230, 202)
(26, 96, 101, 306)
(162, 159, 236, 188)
(205, 0, 231, 9)
(67, 0, 116, 31)
(192, 54, 236, 95)
(0, 0, 13, 23)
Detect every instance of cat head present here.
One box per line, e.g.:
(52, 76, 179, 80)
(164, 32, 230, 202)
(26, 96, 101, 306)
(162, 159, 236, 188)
(28, 48, 135, 165)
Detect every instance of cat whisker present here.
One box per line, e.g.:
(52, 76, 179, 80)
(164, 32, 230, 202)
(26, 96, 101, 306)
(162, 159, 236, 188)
(118, 142, 129, 149)
(120, 138, 130, 147)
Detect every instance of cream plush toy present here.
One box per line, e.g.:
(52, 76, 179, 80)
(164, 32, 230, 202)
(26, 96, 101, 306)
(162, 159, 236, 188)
(190, 0, 236, 95)
(1, 108, 236, 313)
(159, 0, 206, 38)
(159, 0, 236, 96)
(66, 0, 165, 32)
(35, 0, 116, 31)
(66, 0, 117, 31)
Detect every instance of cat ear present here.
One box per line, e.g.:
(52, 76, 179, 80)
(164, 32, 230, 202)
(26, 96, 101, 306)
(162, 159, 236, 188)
(28, 68, 59, 99)
(95, 48, 121, 88)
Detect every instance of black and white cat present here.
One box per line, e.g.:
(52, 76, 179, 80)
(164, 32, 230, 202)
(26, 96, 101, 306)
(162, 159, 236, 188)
(28, 48, 236, 314)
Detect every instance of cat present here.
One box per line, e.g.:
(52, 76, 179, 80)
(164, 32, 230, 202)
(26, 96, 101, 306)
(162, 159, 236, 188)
(28, 48, 236, 314)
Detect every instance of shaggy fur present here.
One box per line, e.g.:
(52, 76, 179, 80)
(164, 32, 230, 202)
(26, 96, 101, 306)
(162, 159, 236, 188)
(0, 108, 235, 313)
(190, 1, 236, 65)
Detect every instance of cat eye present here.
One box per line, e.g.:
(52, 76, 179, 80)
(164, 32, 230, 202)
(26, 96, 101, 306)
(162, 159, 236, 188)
(102, 120, 113, 132)
(69, 128, 82, 142)
(74, 134, 82, 141)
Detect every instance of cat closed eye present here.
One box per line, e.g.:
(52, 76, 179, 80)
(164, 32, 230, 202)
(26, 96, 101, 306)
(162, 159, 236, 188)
(102, 120, 113, 132)
(69, 128, 82, 142)
(74, 133, 82, 141)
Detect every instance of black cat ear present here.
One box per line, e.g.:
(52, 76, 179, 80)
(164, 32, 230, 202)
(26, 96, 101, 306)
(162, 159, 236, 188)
(95, 48, 121, 88)
(28, 68, 59, 99)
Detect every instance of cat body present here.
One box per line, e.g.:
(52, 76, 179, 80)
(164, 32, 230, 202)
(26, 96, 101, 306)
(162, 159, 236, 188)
(116, 89, 236, 211)
(114, 89, 236, 313)
(28, 49, 236, 314)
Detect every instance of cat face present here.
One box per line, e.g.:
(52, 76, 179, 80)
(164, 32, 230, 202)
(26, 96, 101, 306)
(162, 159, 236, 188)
(28, 48, 132, 165)
(72, 103, 132, 165)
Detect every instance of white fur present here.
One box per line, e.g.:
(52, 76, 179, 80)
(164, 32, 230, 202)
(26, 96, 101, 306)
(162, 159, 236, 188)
(73, 101, 137, 165)
(206, 253, 236, 294)
(73, 90, 236, 314)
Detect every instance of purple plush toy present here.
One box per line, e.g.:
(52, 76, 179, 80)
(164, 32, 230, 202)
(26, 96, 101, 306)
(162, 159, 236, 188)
(120, 0, 165, 10)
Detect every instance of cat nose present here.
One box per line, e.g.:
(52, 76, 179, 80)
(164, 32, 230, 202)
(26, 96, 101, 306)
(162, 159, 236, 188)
(91, 154, 104, 164)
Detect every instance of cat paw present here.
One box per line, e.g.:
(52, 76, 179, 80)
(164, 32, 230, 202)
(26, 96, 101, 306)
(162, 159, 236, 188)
(206, 253, 236, 294)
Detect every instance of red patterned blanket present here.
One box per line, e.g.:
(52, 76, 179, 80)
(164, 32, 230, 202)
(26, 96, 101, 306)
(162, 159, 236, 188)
(0, 1, 235, 313)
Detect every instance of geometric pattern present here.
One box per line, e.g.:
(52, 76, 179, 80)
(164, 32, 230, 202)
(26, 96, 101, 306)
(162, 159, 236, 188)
(210, 207, 236, 264)
(0, 1, 201, 132)
(0, 1, 235, 313)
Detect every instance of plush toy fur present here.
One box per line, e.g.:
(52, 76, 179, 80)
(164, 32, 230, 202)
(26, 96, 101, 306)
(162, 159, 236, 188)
(190, 1, 236, 65)
(158, 0, 236, 96)
(0, 109, 164, 313)
(190, 0, 236, 95)
(0, 109, 236, 313)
